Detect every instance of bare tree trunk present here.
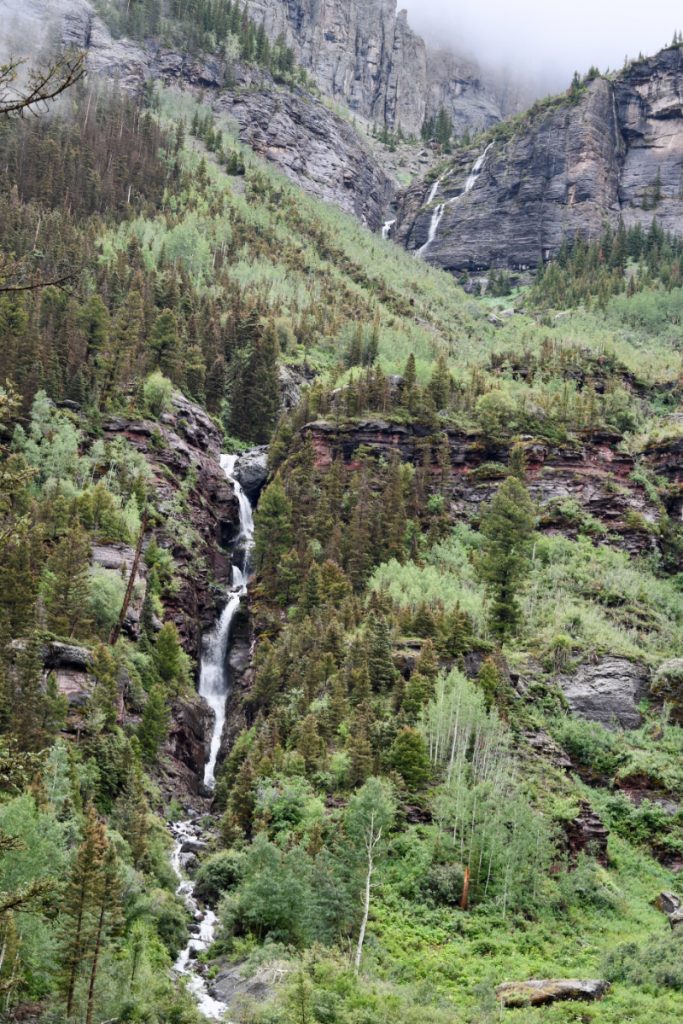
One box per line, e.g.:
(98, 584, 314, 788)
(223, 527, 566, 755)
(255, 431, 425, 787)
(85, 901, 106, 1024)
(109, 509, 148, 648)
(354, 817, 381, 974)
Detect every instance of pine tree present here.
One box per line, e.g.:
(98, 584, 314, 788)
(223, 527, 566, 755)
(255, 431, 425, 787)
(366, 613, 396, 692)
(254, 478, 294, 599)
(478, 477, 536, 639)
(137, 686, 170, 764)
(41, 526, 92, 639)
(60, 805, 108, 1018)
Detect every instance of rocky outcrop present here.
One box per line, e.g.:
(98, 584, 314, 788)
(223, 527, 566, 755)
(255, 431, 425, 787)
(496, 979, 609, 1008)
(234, 447, 269, 500)
(210, 958, 289, 1014)
(244, 0, 516, 139)
(212, 66, 393, 228)
(565, 801, 609, 866)
(164, 695, 214, 796)
(303, 420, 663, 555)
(103, 393, 238, 658)
(557, 658, 650, 730)
(397, 47, 683, 271)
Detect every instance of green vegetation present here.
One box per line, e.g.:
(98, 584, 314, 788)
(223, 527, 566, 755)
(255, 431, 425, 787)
(2, 39, 683, 1024)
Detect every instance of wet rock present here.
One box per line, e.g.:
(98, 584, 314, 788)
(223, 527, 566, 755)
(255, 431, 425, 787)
(396, 47, 683, 272)
(557, 658, 650, 730)
(496, 979, 609, 1007)
(164, 695, 213, 797)
(235, 447, 269, 500)
(102, 393, 239, 657)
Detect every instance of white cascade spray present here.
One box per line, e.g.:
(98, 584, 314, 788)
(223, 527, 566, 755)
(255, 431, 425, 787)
(416, 144, 493, 258)
(170, 452, 257, 1021)
(381, 219, 396, 240)
(199, 454, 254, 789)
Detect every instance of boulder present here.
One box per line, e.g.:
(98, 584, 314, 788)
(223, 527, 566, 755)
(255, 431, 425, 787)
(211, 958, 289, 1013)
(496, 979, 609, 1007)
(669, 908, 683, 931)
(557, 658, 650, 729)
(657, 891, 681, 916)
(235, 447, 269, 500)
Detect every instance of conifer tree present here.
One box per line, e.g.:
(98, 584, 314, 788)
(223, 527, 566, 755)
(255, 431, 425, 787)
(41, 526, 92, 639)
(479, 477, 536, 639)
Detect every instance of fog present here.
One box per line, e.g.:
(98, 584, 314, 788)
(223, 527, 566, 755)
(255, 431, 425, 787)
(403, 0, 682, 92)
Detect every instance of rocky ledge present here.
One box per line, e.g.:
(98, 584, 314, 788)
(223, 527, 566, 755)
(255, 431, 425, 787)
(103, 393, 238, 658)
(30, 0, 394, 230)
(303, 419, 665, 556)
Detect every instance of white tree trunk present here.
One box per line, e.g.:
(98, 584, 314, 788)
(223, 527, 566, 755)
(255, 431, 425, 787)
(354, 816, 381, 974)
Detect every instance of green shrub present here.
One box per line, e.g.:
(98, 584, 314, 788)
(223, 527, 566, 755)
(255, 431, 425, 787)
(143, 371, 174, 418)
(194, 850, 245, 905)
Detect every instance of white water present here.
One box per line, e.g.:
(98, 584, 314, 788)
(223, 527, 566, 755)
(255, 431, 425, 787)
(199, 454, 254, 789)
(381, 219, 396, 240)
(170, 453, 256, 1020)
(416, 144, 493, 258)
(171, 820, 227, 1020)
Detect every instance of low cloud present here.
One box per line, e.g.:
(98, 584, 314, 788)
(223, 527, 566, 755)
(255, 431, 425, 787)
(403, 0, 682, 91)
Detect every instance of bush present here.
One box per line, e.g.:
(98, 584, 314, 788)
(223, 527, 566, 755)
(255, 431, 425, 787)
(194, 850, 244, 905)
(605, 931, 683, 990)
(143, 371, 174, 418)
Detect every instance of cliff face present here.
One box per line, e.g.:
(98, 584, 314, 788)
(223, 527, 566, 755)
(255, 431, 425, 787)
(17, 0, 394, 229)
(244, 0, 516, 137)
(397, 48, 683, 271)
(302, 419, 674, 557)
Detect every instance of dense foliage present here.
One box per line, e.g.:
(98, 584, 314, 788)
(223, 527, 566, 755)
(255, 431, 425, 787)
(1, 41, 683, 1024)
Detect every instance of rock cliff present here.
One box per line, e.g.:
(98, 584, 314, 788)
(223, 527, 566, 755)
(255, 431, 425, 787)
(397, 47, 683, 271)
(7, 0, 394, 230)
(303, 419, 668, 557)
(244, 0, 516, 138)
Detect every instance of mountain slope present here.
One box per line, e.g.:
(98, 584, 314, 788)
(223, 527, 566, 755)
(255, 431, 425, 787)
(397, 47, 683, 272)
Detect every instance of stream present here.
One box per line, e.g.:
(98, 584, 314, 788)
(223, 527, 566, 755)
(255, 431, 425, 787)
(170, 454, 255, 1020)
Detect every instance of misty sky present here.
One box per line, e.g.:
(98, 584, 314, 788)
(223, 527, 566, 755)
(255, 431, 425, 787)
(403, 0, 682, 88)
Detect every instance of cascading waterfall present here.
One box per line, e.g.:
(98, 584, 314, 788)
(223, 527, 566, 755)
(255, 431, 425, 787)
(170, 453, 256, 1021)
(382, 218, 396, 240)
(416, 144, 493, 257)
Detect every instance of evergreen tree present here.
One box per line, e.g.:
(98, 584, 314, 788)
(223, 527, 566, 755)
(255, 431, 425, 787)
(478, 477, 536, 639)
(41, 526, 92, 639)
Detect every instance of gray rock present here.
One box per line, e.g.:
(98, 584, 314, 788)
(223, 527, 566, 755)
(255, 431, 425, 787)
(211, 958, 289, 1012)
(557, 658, 650, 730)
(496, 979, 609, 1007)
(657, 891, 681, 916)
(244, 0, 529, 138)
(234, 448, 269, 498)
(669, 908, 683, 931)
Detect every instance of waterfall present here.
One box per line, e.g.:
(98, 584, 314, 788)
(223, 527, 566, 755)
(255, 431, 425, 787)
(416, 144, 493, 258)
(381, 219, 396, 240)
(199, 454, 254, 789)
(170, 451, 257, 1020)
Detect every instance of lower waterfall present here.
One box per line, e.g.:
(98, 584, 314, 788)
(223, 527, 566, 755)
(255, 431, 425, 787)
(170, 453, 256, 1020)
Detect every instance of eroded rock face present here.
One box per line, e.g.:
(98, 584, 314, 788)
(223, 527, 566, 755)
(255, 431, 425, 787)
(565, 801, 609, 866)
(397, 47, 683, 271)
(164, 695, 213, 796)
(557, 658, 650, 730)
(496, 979, 609, 1008)
(234, 447, 269, 500)
(302, 420, 663, 555)
(103, 393, 239, 658)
